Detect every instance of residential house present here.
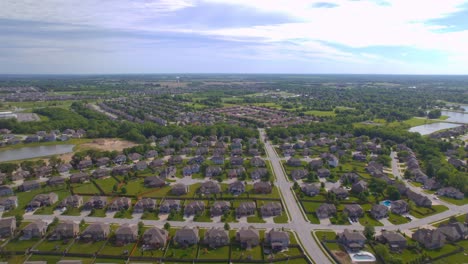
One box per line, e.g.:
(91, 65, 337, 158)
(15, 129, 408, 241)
(183, 164, 200, 176)
(59, 195, 83, 208)
(168, 155, 183, 165)
(115, 224, 138, 244)
(406, 189, 432, 207)
(253, 181, 272, 194)
(19, 180, 40, 192)
(230, 157, 244, 166)
(47, 177, 65, 186)
(436, 187, 464, 200)
(184, 201, 205, 216)
(0, 196, 18, 211)
(236, 202, 256, 217)
(69, 172, 90, 184)
(228, 167, 246, 179)
(34, 166, 52, 178)
(50, 221, 79, 240)
(344, 204, 364, 218)
(159, 199, 181, 213)
(351, 180, 368, 194)
(205, 166, 223, 178)
(149, 159, 165, 168)
(145, 150, 158, 159)
(128, 153, 142, 162)
(92, 168, 110, 179)
(250, 157, 266, 167)
(142, 227, 168, 249)
(260, 202, 282, 217)
(309, 159, 324, 170)
(211, 201, 231, 217)
(200, 181, 221, 195)
(237, 226, 260, 249)
(171, 183, 188, 196)
(28, 193, 58, 209)
(188, 156, 204, 165)
(203, 228, 229, 249)
(83, 196, 107, 210)
(0, 217, 16, 238)
(412, 228, 446, 249)
(287, 158, 302, 167)
(95, 157, 110, 167)
(108, 197, 131, 211)
(317, 168, 331, 178)
(316, 204, 336, 218)
(353, 152, 367, 162)
(371, 204, 389, 219)
(144, 176, 166, 188)
(301, 183, 320, 197)
(423, 178, 441, 191)
(57, 163, 73, 173)
(338, 229, 366, 252)
(391, 200, 409, 215)
(438, 222, 467, 242)
(378, 231, 407, 251)
(134, 198, 156, 213)
(266, 229, 290, 251)
(229, 181, 245, 195)
(81, 223, 110, 241)
(22, 220, 48, 239)
(291, 169, 308, 181)
(112, 165, 132, 176)
(330, 187, 349, 199)
(250, 168, 268, 180)
(159, 166, 177, 178)
(174, 226, 199, 246)
(113, 154, 127, 164)
(77, 160, 93, 170)
(134, 161, 148, 171)
(0, 186, 13, 196)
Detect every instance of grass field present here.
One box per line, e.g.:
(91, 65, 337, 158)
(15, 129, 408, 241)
(358, 212, 384, 226)
(410, 205, 448, 218)
(304, 110, 336, 117)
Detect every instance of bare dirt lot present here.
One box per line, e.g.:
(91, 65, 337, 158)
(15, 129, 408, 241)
(79, 138, 138, 151)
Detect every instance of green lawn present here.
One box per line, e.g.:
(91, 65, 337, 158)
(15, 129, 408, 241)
(306, 213, 320, 224)
(72, 182, 100, 194)
(358, 212, 384, 226)
(68, 240, 106, 254)
(114, 209, 133, 219)
(231, 244, 263, 261)
(95, 177, 119, 194)
(88, 208, 106, 217)
(300, 201, 322, 213)
(329, 213, 351, 225)
(193, 211, 213, 222)
(304, 110, 336, 117)
(315, 230, 337, 241)
(165, 243, 198, 259)
(35, 239, 74, 252)
(61, 207, 82, 216)
(433, 214, 466, 227)
(438, 196, 468, 206)
(410, 205, 448, 218)
(388, 212, 410, 225)
(247, 212, 266, 223)
(141, 211, 160, 220)
(3, 238, 41, 252)
(273, 213, 289, 223)
(99, 242, 136, 255)
(27, 255, 63, 263)
(198, 246, 229, 259)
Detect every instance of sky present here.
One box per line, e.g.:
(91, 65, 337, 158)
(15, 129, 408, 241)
(2, 0, 468, 74)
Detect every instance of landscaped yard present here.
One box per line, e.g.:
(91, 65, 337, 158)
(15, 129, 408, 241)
(35, 239, 74, 252)
(231, 245, 263, 261)
(247, 212, 266, 223)
(358, 212, 383, 226)
(388, 212, 410, 225)
(68, 240, 106, 254)
(72, 182, 101, 194)
(165, 244, 198, 259)
(4, 238, 41, 252)
(198, 245, 229, 259)
(95, 177, 119, 194)
(99, 242, 136, 255)
(410, 205, 448, 218)
(273, 212, 289, 223)
(438, 196, 468, 206)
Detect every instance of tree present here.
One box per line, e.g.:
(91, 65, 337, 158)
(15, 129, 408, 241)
(121, 187, 127, 194)
(15, 214, 23, 227)
(364, 225, 375, 240)
(164, 222, 171, 230)
(427, 109, 441, 119)
(386, 185, 401, 200)
(224, 222, 230, 231)
(138, 221, 144, 235)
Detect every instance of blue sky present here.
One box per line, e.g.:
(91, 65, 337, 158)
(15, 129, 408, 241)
(2, 0, 468, 74)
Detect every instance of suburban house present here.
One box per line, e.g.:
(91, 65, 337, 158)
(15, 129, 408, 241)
(183, 164, 200, 176)
(412, 228, 446, 249)
(253, 181, 272, 194)
(83, 196, 107, 210)
(291, 169, 308, 181)
(47, 177, 65, 186)
(0, 196, 18, 211)
(19, 180, 40, 192)
(260, 202, 283, 217)
(250, 157, 266, 167)
(237, 226, 260, 249)
(112, 165, 132, 176)
(200, 181, 221, 195)
(436, 187, 464, 200)
(96, 157, 110, 167)
(344, 204, 364, 218)
(205, 166, 223, 178)
(406, 190, 432, 207)
(0, 186, 13, 196)
(92, 168, 110, 179)
(57, 163, 73, 173)
(81, 223, 110, 241)
(69, 172, 90, 184)
(317, 168, 331, 178)
(159, 199, 181, 213)
(22, 220, 48, 239)
(133, 198, 156, 213)
(287, 158, 302, 167)
(149, 159, 165, 168)
(250, 168, 268, 180)
(309, 159, 324, 170)
(113, 154, 127, 164)
(134, 161, 148, 171)
(371, 204, 389, 219)
(351, 180, 368, 193)
(316, 204, 337, 218)
(229, 181, 245, 195)
(391, 200, 409, 215)
(145, 150, 158, 159)
(438, 222, 468, 241)
(211, 201, 231, 217)
(236, 202, 256, 217)
(28, 193, 59, 209)
(50, 221, 79, 240)
(160, 166, 177, 178)
(171, 183, 188, 196)
(210, 155, 225, 165)
(142, 227, 168, 249)
(115, 224, 138, 244)
(108, 197, 131, 211)
(230, 157, 244, 166)
(128, 153, 142, 161)
(203, 227, 229, 248)
(330, 187, 349, 199)
(144, 176, 166, 188)
(174, 226, 199, 246)
(266, 229, 290, 251)
(59, 195, 83, 208)
(301, 183, 320, 197)
(0, 217, 16, 238)
(377, 231, 407, 251)
(184, 201, 205, 216)
(338, 229, 367, 252)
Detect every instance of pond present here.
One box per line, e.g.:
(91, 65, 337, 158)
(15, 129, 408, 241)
(409, 123, 461, 135)
(442, 110, 468, 124)
(0, 144, 75, 162)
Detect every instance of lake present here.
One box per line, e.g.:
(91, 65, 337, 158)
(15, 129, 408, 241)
(0, 144, 75, 162)
(409, 123, 462, 135)
(442, 110, 468, 124)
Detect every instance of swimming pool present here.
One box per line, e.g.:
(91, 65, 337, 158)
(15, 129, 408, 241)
(381, 200, 391, 208)
(350, 251, 376, 262)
